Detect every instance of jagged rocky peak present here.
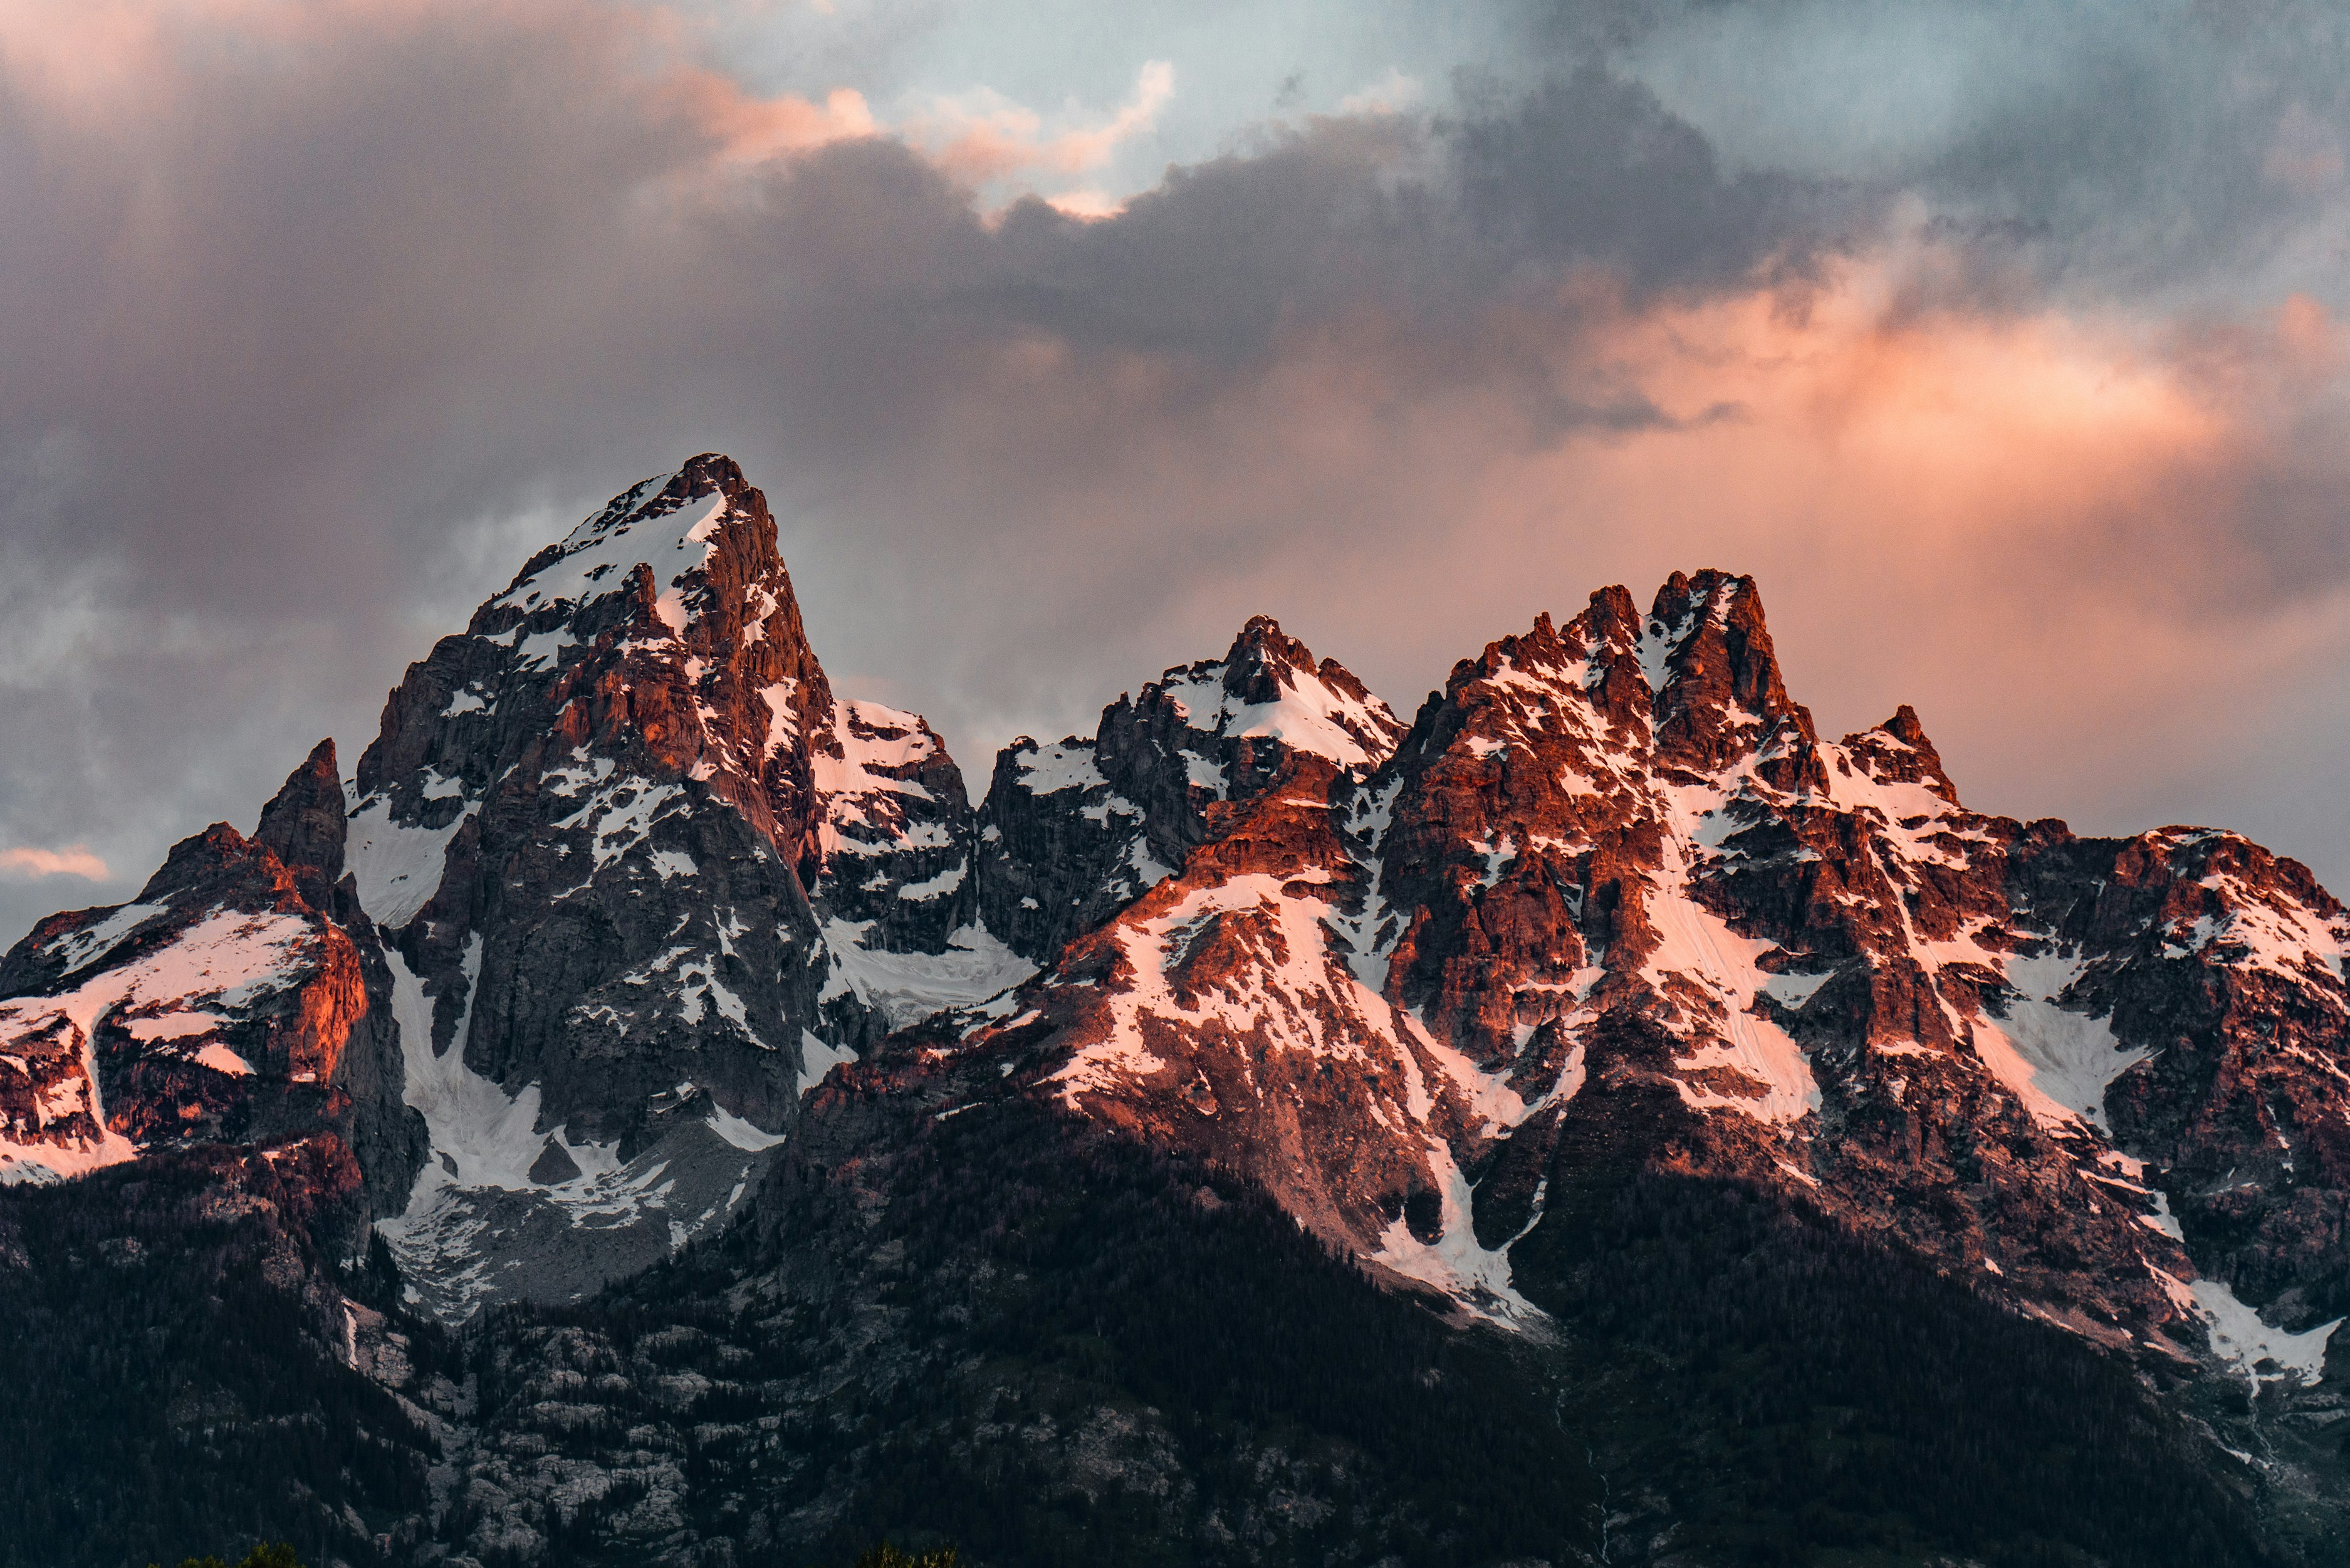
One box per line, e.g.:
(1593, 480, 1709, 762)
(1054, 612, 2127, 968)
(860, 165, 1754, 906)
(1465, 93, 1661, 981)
(254, 737, 352, 911)
(931, 567, 2350, 1385)
(976, 615, 1402, 962)
(357, 452, 837, 882)
(333, 454, 1013, 1317)
(1159, 613, 1406, 773)
(1842, 702, 1963, 806)
(1637, 568, 1815, 770)
(0, 740, 421, 1235)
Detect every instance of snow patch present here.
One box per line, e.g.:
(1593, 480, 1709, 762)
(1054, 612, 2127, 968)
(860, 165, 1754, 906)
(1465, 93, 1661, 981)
(1641, 827, 1818, 1125)
(1, 906, 318, 1181)
(45, 902, 169, 976)
(796, 1030, 857, 1096)
(820, 920, 1036, 1032)
(1013, 740, 1106, 795)
(1153, 659, 1398, 770)
(1370, 1139, 1545, 1331)
(2183, 1273, 2342, 1390)
(347, 797, 474, 928)
(1971, 954, 2148, 1132)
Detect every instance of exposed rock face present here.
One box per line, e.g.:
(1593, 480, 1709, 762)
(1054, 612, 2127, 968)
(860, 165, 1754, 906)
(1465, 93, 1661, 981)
(0, 743, 423, 1241)
(11, 482, 2350, 1562)
(3, 456, 1018, 1319)
(2020, 828, 2350, 1325)
(255, 737, 353, 912)
(339, 455, 1020, 1316)
(943, 571, 2350, 1378)
(812, 700, 978, 948)
(352, 457, 850, 1131)
(976, 616, 1403, 963)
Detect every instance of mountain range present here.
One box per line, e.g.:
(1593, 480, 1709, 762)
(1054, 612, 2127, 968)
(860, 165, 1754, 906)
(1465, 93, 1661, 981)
(4, 454, 2347, 1567)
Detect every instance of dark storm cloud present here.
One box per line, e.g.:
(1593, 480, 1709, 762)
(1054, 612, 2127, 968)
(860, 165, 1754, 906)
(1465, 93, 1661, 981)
(1547, 0, 2350, 298)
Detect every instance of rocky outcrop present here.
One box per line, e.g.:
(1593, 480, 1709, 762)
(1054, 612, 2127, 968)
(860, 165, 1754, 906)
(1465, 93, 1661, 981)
(0, 743, 424, 1243)
(976, 616, 1403, 963)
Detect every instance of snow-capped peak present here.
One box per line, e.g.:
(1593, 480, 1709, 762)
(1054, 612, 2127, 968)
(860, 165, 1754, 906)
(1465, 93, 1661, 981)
(487, 455, 748, 635)
(1146, 615, 1405, 773)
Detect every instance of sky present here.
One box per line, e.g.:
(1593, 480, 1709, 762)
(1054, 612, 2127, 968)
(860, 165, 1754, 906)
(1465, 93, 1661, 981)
(3, 0, 2349, 943)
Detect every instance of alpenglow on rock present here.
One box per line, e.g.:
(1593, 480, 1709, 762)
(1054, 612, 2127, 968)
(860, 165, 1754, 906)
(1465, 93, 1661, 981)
(975, 615, 1404, 963)
(0, 741, 423, 1247)
(936, 570, 2350, 1372)
(10, 461, 2350, 1568)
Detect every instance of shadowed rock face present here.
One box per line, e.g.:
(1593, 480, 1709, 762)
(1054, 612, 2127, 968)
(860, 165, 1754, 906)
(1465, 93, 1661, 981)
(338, 455, 1015, 1316)
(350, 456, 859, 1152)
(3, 456, 1010, 1317)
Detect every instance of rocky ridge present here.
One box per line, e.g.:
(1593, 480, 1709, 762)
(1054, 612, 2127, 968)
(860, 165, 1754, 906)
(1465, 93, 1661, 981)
(0, 741, 422, 1248)
(974, 615, 1402, 963)
(937, 570, 2350, 1386)
(6, 459, 2350, 1564)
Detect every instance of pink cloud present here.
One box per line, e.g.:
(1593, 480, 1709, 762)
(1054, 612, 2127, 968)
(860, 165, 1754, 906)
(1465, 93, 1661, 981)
(0, 845, 110, 881)
(907, 61, 1176, 187)
(842, 244, 2350, 858)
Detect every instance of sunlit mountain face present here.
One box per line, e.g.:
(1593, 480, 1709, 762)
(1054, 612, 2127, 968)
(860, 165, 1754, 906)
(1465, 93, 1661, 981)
(3, 456, 2347, 1565)
(4, 4, 2350, 1565)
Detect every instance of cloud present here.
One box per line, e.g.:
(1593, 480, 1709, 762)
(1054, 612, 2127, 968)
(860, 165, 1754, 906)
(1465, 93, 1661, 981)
(0, 0, 2345, 950)
(0, 845, 109, 881)
(1585, 0, 2350, 305)
(904, 59, 1176, 196)
(1338, 68, 1423, 117)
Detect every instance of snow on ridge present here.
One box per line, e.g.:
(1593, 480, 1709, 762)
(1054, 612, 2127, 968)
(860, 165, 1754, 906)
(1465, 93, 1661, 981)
(2159, 864, 2349, 986)
(44, 901, 171, 976)
(1039, 857, 1552, 1330)
(795, 1030, 857, 1097)
(1633, 580, 1727, 703)
(1048, 868, 1374, 1109)
(1, 906, 319, 1183)
(1013, 741, 1106, 795)
(347, 797, 476, 929)
(1156, 658, 1399, 771)
(820, 919, 1035, 1033)
(813, 702, 942, 807)
(486, 473, 736, 637)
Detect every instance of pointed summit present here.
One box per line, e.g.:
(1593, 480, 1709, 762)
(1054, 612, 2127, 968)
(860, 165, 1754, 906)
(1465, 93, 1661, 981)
(337, 455, 995, 1316)
(1211, 615, 1404, 766)
(254, 738, 348, 911)
(1642, 570, 1814, 771)
(1844, 703, 1962, 806)
(977, 616, 1401, 963)
(1133, 615, 1404, 780)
